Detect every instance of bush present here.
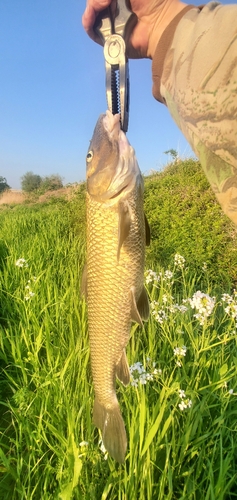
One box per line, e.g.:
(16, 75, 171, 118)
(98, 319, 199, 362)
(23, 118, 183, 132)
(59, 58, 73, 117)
(144, 159, 237, 289)
(40, 174, 63, 192)
(21, 172, 42, 192)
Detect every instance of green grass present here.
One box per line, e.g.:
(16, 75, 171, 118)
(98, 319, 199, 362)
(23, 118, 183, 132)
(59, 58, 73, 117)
(0, 176, 237, 499)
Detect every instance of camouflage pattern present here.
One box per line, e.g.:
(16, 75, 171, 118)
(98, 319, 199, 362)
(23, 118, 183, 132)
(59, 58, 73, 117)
(152, 2, 237, 224)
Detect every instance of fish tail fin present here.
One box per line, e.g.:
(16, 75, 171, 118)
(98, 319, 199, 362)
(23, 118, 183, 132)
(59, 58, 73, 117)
(93, 398, 127, 463)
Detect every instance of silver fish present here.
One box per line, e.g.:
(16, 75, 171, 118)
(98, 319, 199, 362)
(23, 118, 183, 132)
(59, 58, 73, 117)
(82, 110, 150, 462)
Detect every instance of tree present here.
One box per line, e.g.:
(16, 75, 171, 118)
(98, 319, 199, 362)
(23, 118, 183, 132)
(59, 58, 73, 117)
(164, 149, 179, 162)
(21, 172, 42, 193)
(40, 174, 63, 192)
(0, 176, 10, 193)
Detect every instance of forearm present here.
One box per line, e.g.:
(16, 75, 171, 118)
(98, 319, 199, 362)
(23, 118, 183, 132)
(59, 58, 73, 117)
(152, 3, 237, 223)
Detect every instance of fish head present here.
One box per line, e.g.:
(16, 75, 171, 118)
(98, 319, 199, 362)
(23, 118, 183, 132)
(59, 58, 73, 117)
(86, 110, 142, 203)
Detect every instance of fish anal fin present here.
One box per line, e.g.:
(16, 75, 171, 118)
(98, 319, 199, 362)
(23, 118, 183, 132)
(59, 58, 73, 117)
(117, 201, 131, 262)
(137, 286, 150, 321)
(93, 398, 106, 430)
(144, 213, 151, 246)
(93, 398, 127, 463)
(130, 286, 143, 326)
(81, 263, 87, 298)
(116, 349, 130, 386)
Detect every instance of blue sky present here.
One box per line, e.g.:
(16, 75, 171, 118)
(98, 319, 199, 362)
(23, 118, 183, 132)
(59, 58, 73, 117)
(0, 0, 235, 189)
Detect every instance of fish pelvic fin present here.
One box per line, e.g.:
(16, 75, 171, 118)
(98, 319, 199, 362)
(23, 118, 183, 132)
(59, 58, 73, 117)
(137, 286, 150, 321)
(130, 286, 143, 325)
(116, 349, 130, 385)
(130, 286, 150, 325)
(93, 398, 127, 463)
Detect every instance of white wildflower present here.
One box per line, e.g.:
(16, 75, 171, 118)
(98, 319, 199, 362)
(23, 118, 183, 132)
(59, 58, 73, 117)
(174, 253, 185, 269)
(130, 359, 159, 386)
(178, 401, 187, 411)
(99, 439, 108, 460)
(145, 269, 160, 285)
(179, 389, 186, 399)
(188, 291, 215, 325)
(79, 441, 89, 447)
(178, 396, 192, 411)
(175, 304, 188, 313)
(222, 293, 233, 304)
(169, 305, 176, 313)
(15, 258, 28, 268)
(224, 303, 237, 320)
(164, 270, 173, 281)
(24, 291, 35, 301)
(174, 346, 187, 357)
(151, 308, 168, 324)
(229, 389, 234, 395)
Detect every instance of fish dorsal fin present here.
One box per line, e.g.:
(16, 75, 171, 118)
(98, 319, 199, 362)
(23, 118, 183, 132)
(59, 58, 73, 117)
(116, 349, 130, 386)
(81, 263, 87, 299)
(117, 201, 131, 262)
(144, 213, 151, 246)
(130, 286, 143, 326)
(137, 286, 150, 321)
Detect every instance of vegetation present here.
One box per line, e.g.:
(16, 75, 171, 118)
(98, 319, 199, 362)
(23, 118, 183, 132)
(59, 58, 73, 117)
(21, 172, 63, 194)
(0, 159, 237, 499)
(0, 177, 10, 194)
(21, 171, 42, 193)
(40, 174, 64, 192)
(144, 159, 237, 290)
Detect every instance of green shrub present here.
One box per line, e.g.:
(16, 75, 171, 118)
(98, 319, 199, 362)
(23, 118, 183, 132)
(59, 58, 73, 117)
(144, 159, 237, 290)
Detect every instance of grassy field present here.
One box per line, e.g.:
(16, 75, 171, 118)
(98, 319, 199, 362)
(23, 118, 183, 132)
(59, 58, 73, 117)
(0, 166, 237, 499)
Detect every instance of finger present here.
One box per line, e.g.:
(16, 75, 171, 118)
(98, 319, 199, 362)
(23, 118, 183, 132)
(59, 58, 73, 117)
(82, 1, 111, 43)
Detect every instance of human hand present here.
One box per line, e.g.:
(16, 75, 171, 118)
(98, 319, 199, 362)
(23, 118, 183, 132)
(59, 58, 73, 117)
(82, 0, 188, 59)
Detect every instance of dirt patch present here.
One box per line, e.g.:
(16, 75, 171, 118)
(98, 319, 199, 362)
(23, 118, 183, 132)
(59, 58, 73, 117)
(0, 190, 26, 205)
(0, 185, 80, 206)
(37, 186, 76, 203)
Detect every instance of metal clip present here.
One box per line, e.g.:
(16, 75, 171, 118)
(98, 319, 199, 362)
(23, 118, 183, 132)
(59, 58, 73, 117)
(94, 1, 137, 132)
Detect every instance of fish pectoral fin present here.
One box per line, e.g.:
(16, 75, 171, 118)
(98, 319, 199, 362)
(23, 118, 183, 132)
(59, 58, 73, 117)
(117, 201, 131, 262)
(93, 398, 127, 463)
(137, 286, 150, 321)
(116, 349, 130, 386)
(81, 263, 87, 299)
(144, 213, 151, 246)
(130, 286, 143, 326)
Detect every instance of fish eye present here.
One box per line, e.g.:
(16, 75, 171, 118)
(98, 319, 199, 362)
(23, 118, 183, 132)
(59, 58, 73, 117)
(86, 150, 93, 163)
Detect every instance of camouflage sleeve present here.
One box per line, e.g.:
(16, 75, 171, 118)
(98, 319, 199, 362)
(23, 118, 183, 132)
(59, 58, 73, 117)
(152, 2, 237, 224)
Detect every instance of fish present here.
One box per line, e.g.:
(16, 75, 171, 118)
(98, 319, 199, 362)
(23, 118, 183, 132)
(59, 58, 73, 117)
(82, 110, 150, 463)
